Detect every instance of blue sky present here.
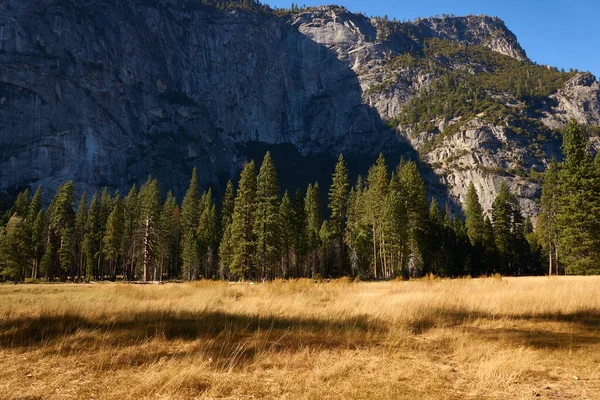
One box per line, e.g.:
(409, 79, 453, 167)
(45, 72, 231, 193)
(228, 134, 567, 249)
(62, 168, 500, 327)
(265, 0, 600, 78)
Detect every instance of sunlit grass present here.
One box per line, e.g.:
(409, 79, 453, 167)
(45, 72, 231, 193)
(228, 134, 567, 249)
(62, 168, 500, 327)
(1, 277, 599, 399)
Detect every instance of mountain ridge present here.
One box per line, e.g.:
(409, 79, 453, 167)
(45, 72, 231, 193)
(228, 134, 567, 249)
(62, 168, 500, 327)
(0, 0, 598, 215)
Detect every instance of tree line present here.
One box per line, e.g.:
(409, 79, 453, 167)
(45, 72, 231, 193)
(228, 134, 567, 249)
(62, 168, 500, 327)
(1, 120, 598, 282)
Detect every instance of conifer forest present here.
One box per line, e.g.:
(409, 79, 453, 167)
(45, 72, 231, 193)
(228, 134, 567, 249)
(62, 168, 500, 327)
(1, 120, 598, 283)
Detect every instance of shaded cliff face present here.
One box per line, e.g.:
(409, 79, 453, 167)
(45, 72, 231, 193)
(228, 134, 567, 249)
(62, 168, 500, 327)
(0, 1, 598, 215)
(0, 1, 396, 198)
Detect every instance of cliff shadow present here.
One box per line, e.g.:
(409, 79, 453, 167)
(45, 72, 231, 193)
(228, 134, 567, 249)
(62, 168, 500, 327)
(236, 14, 454, 209)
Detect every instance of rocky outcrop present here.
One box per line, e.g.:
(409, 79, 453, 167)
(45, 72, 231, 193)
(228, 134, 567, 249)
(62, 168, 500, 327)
(420, 120, 544, 216)
(543, 73, 600, 129)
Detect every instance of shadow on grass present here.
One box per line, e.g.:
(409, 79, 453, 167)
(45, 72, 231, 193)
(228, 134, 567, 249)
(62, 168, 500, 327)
(0, 309, 385, 348)
(407, 308, 600, 350)
(0, 310, 389, 369)
(2, 308, 599, 369)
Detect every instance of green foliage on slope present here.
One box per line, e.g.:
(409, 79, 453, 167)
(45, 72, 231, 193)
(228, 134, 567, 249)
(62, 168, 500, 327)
(388, 39, 577, 142)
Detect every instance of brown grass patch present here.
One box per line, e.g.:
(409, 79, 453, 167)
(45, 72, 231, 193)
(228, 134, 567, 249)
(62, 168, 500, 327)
(1, 277, 599, 399)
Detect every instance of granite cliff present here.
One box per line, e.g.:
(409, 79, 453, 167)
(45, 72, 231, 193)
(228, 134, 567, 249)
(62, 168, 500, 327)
(0, 0, 598, 214)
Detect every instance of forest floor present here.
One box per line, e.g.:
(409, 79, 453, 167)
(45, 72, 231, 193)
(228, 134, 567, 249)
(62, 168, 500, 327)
(0, 276, 599, 399)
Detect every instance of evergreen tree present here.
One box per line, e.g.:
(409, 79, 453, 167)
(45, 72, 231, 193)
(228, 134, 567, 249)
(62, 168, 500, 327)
(198, 190, 219, 279)
(159, 192, 179, 281)
(221, 180, 235, 229)
(10, 188, 31, 219)
(481, 216, 496, 275)
(398, 160, 427, 278)
(292, 188, 308, 276)
(345, 179, 371, 277)
(122, 185, 140, 280)
(464, 182, 485, 275)
(383, 186, 409, 277)
(0, 215, 30, 282)
(230, 161, 258, 280)
(278, 191, 294, 278)
(103, 197, 124, 280)
(536, 161, 561, 275)
(181, 168, 201, 280)
(25, 186, 43, 279)
(558, 120, 600, 274)
(28, 186, 43, 223)
(219, 224, 234, 280)
(491, 181, 513, 274)
(218, 180, 236, 279)
(74, 191, 88, 281)
(49, 182, 76, 277)
(254, 152, 280, 280)
(139, 177, 161, 281)
(328, 154, 350, 276)
(425, 198, 442, 276)
(30, 210, 45, 281)
(305, 183, 322, 277)
(465, 182, 485, 246)
(83, 193, 101, 281)
(366, 154, 389, 278)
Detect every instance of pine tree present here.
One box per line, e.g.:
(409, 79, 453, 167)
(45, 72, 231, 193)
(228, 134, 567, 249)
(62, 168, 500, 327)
(49, 182, 76, 278)
(218, 180, 236, 279)
(103, 197, 124, 280)
(254, 152, 280, 280)
(465, 182, 485, 246)
(536, 161, 560, 275)
(491, 181, 527, 275)
(181, 168, 201, 280)
(83, 193, 101, 281)
(366, 154, 389, 278)
(0, 215, 30, 282)
(398, 160, 427, 278)
(25, 186, 43, 279)
(305, 183, 322, 277)
(96, 187, 113, 278)
(122, 185, 139, 280)
(491, 181, 512, 273)
(158, 192, 179, 281)
(74, 191, 88, 281)
(345, 180, 371, 277)
(464, 182, 485, 275)
(440, 204, 458, 277)
(230, 161, 258, 280)
(425, 198, 442, 276)
(30, 210, 45, 281)
(219, 224, 234, 280)
(558, 120, 600, 274)
(278, 191, 294, 278)
(10, 188, 31, 218)
(221, 180, 236, 229)
(328, 154, 350, 276)
(482, 216, 496, 275)
(138, 177, 161, 281)
(383, 186, 409, 277)
(292, 189, 308, 277)
(198, 190, 219, 279)
(28, 186, 42, 223)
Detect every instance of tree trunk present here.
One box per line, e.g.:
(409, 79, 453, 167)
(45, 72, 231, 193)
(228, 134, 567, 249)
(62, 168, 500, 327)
(143, 215, 151, 282)
(372, 223, 378, 279)
(548, 241, 553, 276)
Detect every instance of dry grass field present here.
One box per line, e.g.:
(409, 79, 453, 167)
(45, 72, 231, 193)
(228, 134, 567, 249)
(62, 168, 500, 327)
(1, 277, 599, 400)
